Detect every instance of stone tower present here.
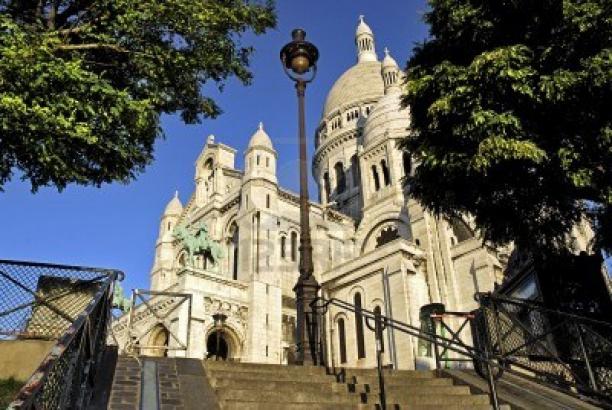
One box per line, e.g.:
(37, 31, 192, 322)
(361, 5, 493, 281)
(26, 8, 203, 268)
(312, 16, 385, 220)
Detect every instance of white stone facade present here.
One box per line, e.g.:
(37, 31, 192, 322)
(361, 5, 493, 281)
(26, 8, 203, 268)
(113, 17, 512, 369)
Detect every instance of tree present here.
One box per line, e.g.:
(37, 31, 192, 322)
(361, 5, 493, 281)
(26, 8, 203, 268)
(0, 0, 275, 191)
(402, 0, 611, 254)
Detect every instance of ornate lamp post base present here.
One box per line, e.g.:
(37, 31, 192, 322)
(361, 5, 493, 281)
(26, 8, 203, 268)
(294, 275, 321, 365)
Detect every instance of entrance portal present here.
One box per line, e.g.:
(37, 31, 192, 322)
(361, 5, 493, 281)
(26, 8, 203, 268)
(206, 332, 229, 360)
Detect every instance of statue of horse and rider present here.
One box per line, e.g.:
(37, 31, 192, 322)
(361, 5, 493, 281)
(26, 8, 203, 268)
(173, 222, 224, 268)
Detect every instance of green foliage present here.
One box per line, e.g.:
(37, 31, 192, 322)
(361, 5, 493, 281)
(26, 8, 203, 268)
(402, 0, 612, 253)
(0, 0, 276, 191)
(0, 377, 22, 408)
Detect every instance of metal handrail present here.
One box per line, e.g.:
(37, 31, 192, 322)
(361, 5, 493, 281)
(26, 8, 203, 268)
(476, 292, 612, 407)
(311, 294, 612, 409)
(310, 296, 502, 409)
(1, 259, 121, 409)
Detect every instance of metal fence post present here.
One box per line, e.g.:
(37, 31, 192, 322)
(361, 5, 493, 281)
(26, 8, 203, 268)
(375, 312, 386, 410)
(575, 321, 599, 392)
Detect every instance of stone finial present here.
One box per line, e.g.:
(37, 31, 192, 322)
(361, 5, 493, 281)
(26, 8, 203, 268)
(207, 134, 215, 144)
(259, 121, 264, 131)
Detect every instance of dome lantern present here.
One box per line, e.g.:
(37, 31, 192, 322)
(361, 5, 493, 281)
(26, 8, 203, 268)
(382, 47, 401, 94)
(355, 15, 377, 63)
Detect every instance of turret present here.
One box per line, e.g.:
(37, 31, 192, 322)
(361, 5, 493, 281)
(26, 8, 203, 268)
(356, 15, 377, 63)
(382, 47, 401, 94)
(151, 191, 183, 290)
(243, 122, 277, 184)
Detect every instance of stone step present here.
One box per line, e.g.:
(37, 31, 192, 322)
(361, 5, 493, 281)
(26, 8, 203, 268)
(217, 388, 490, 406)
(345, 384, 472, 396)
(219, 399, 493, 409)
(341, 368, 436, 378)
(346, 376, 454, 387)
(382, 394, 491, 406)
(206, 360, 327, 371)
(221, 402, 493, 410)
(205, 362, 328, 375)
(212, 379, 339, 394)
(207, 368, 331, 381)
(216, 388, 362, 404)
(211, 376, 337, 388)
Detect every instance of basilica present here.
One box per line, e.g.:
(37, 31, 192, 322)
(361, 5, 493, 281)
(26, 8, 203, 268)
(113, 16, 511, 369)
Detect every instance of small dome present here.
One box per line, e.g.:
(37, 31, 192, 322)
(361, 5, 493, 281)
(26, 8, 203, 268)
(322, 62, 384, 118)
(248, 122, 274, 150)
(362, 91, 410, 148)
(164, 191, 183, 215)
(382, 47, 399, 69)
(356, 15, 373, 36)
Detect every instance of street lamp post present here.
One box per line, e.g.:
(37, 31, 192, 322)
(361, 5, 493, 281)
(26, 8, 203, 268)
(212, 312, 227, 361)
(280, 29, 321, 366)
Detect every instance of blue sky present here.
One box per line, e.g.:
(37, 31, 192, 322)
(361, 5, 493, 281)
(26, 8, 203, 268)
(0, 1, 431, 291)
(1, 1, 608, 291)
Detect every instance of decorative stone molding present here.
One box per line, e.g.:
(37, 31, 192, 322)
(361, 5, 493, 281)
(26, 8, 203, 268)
(203, 296, 248, 328)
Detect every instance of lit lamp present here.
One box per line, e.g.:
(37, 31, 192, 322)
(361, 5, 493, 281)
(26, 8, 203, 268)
(280, 29, 321, 366)
(212, 312, 227, 361)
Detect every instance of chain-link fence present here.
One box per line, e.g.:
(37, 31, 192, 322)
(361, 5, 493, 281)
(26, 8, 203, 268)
(0, 259, 121, 409)
(476, 292, 612, 406)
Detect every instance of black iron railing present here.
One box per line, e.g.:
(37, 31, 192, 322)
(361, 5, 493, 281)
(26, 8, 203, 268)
(312, 294, 612, 409)
(0, 259, 121, 409)
(475, 292, 612, 407)
(310, 297, 501, 409)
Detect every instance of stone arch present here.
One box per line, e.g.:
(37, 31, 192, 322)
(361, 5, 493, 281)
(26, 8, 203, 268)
(203, 320, 244, 361)
(146, 324, 169, 357)
(360, 218, 411, 254)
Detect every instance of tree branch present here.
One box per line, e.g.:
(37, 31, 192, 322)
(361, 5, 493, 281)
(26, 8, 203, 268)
(56, 43, 129, 53)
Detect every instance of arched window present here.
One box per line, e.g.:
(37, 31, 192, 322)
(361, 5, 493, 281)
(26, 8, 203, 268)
(335, 162, 346, 194)
(337, 318, 347, 364)
(280, 236, 286, 258)
(354, 293, 366, 359)
(373, 306, 385, 352)
(256, 155, 260, 165)
(351, 155, 360, 187)
(402, 152, 411, 177)
(323, 172, 331, 202)
(381, 159, 391, 186)
(371, 165, 381, 191)
(291, 231, 298, 262)
(376, 226, 400, 248)
(266, 157, 270, 167)
(266, 194, 270, 209)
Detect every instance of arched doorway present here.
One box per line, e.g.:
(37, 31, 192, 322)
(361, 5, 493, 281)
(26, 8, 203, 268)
(206, 331, 229, 360)
(147, 325, 169, 357)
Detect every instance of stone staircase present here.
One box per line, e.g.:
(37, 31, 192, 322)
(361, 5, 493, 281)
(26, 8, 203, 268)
(205, 361, 494, 409)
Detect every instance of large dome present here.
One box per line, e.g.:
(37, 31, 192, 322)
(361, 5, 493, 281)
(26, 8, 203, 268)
(362, 91, 410, 147)
(322, 61, 384, 118)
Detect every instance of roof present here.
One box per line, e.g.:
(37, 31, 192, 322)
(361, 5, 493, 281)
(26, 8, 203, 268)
(322, 61, 384, 119)
(247, 122, 274, 150)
